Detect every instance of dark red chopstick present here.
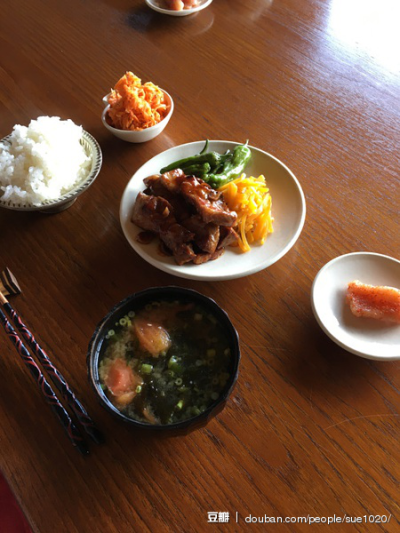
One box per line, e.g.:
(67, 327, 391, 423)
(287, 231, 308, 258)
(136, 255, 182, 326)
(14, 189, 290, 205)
(4, 301, 104, 445)
(0, 307, 89, 455)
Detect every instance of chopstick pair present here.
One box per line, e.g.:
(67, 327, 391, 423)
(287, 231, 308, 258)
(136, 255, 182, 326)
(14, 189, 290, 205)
(0, 268, 104, 455)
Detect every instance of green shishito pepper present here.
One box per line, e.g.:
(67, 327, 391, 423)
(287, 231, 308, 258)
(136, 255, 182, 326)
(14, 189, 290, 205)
(159, 140, 251, 189)
(181, 162, 211, 178)
(160, 140, 222, 174)
(206, 142, 251, 188)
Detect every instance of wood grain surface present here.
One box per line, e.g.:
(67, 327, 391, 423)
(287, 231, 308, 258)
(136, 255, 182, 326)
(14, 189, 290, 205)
(1, 0, 399, 531)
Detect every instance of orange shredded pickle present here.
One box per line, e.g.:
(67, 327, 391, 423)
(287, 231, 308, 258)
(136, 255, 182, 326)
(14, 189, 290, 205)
(106, 72, 169, 131)
(218, 174, 274, 253)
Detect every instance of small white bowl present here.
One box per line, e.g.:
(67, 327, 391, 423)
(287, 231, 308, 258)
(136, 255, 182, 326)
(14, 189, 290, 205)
(311, 252, 400, 360)
(102, 90, 174, 143)
(0, 130, 102, 214)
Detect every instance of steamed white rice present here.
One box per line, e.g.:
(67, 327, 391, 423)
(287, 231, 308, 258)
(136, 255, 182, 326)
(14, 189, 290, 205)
(0, 116, 92, 206)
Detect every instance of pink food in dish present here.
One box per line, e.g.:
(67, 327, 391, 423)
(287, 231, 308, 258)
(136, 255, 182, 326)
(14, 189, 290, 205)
(346, 280, 400, 323)
(164, 0, 199, 10)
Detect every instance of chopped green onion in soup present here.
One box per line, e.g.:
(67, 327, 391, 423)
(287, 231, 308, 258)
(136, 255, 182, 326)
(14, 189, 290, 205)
(98, 299, 233, 425)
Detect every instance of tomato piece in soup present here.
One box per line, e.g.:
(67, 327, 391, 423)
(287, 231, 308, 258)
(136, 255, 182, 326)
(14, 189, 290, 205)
(133, 316, 172, 357)
(105, 358, 142, 406)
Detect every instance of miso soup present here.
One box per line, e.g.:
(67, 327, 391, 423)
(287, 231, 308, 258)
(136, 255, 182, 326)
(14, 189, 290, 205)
(99, 299, 233, 425)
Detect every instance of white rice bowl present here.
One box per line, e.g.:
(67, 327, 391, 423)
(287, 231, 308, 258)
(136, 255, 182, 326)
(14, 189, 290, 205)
(0, 116, 92, 206)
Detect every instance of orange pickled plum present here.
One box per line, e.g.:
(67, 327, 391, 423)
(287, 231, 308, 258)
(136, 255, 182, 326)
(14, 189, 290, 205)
(166, 0, 184, 10)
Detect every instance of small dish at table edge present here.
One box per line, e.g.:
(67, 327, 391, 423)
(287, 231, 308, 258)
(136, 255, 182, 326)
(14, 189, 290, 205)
(145, 0, 213, 16)
(311, 252, 400, 361)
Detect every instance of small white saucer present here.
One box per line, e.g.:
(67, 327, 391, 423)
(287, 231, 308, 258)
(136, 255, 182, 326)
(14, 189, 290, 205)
(311, 252, 400, 360)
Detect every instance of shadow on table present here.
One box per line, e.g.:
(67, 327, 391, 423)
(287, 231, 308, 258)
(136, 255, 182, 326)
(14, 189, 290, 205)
(282, 321, 394, 407)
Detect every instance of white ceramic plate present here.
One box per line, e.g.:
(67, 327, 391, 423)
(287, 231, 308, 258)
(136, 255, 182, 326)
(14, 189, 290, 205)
(120, 140, 306, 281)
(311, 252, 400, 360)
(145, 0, 213, 16)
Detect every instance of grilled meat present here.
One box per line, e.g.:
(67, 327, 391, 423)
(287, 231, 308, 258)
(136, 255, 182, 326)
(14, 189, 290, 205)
(131, 172, 237, 265)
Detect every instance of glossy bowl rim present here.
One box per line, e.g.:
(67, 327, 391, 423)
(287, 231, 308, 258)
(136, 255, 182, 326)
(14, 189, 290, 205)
(87, 286, 240, 431)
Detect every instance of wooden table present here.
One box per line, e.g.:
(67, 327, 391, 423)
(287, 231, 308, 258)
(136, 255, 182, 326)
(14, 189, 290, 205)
(1, 0, 399, 531)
